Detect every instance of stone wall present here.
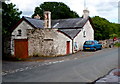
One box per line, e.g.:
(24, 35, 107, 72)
(27, 28, 72, 57)
(99, 39, 114, 48)
(11, 20, 34, 55)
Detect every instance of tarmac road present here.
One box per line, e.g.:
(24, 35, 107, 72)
(2, 48, 118, 82)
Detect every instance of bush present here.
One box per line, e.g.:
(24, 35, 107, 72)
(114, 43, 120, 47)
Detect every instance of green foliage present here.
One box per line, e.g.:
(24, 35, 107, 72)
(32, 2, 79, 19)
(109, 34, 118, 39)
(2, 2, 22, 36)
(109, 23, 120, 38)
(92, 16, 120, 40)
(114, 42, 120, 47)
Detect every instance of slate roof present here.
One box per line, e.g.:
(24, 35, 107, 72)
(18, 16, 90, 39)
(24, 17, 44, 28)
(24, 16, 89, 29)
(58, 29, 81, 39)
(52, 17, 88, 29)
(51, 17, 88, 39)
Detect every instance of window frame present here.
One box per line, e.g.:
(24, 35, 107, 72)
(17, 29, 22, 36)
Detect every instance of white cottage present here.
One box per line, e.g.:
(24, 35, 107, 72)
(11, 9, 94, 58)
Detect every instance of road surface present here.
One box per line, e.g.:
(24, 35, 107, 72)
(3, 48, 118, 82)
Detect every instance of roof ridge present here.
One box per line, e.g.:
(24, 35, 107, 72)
(52, 17, 83, 21)
(23, 16, 43, 21)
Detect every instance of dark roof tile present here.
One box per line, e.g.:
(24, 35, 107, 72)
(58, 29, 81, 39)
(22, 16, 89, 39)
(24, 17, 44, 28)
(23, 16, 89, 29)
(52, 17, 88, 29)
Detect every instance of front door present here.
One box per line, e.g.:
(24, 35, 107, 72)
(66, 41, 70, 54)
(14, 39, 28, 58)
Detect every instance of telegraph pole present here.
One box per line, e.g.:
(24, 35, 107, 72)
(84, 0, 86, 9)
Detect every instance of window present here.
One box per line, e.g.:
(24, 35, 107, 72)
(84, 41, 94, 45)
(17, 29, 22, 36)
(83, 31, 86, 37)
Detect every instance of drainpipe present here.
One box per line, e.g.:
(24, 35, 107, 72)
(72, 39, 74, 54)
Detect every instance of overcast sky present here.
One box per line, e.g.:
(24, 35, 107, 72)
(8, 0, 119, 23)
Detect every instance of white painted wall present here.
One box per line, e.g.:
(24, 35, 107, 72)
(74, 20, 94, 51)
(12, 21, 33, 38)
(11, 20, 33, 55)
(54, 30, 72, 55)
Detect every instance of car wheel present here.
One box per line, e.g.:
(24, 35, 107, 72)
(109, 45, 111, 48)
(100, 46, 102, 50)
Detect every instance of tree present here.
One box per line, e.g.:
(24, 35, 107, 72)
(92, 16, 111, 40)
(92, 16, 120, 40)
(2, 2, 22, 36)
(32, 2, 79, 19)
(116, 24, 120, 37)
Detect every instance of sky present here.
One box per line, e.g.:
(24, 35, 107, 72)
(8, 0, 119, 23)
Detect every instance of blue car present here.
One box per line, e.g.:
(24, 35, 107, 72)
(83, 40, 102, 51)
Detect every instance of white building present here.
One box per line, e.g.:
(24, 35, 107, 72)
(10, 9, 94, 58)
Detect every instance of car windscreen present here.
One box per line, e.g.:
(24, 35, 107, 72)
(84, 41, 94, 45)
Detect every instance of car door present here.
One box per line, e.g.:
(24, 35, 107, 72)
(97, 41, 101, 49)
(95, 41, 99, 49)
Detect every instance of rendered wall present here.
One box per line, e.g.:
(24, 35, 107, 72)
(74, 20, 94, 51)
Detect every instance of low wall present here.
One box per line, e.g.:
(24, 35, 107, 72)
(99, 39, 115, 48)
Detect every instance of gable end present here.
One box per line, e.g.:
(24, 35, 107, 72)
(11, 17, 37, 32)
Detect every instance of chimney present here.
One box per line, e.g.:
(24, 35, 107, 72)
(83, 8, 89, 18)
(44, 11, 51, 28)
(34, 14, 41, 19)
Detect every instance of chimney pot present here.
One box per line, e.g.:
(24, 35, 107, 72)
(34, 14, 41, 19)
(83, 8, 89, 18)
